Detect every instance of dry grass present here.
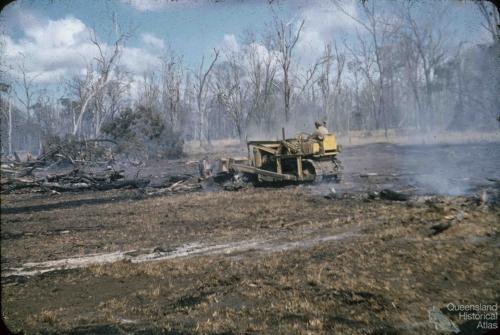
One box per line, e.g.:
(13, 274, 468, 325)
(8, 204, 497, 334)
(1, 163, 498, 334)
(26, 308, 60, 328)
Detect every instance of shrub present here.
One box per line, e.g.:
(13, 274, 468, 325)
(102, 105, 184, 159)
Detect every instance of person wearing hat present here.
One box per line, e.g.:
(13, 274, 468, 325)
(310, 121, 329, 140)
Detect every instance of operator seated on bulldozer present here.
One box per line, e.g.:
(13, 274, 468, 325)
(308, 121, 329, 154)
(309, 121, 329, 141)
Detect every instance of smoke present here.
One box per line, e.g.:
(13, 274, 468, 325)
(405, 141, 500, 196)
(414, 170, 470, 196)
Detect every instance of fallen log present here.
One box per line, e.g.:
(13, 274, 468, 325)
(93, 178, 150, 191)
(428, 222, 452, 236)
(41, 182, 91, 192)
(44, 169, 124, 183)
(17, 165, 42, 177)
(39, 178, 148, 192)
(1, 178, 40, 193)
(53, 153, 75, 165)
(379, 189, 409, 201)
(147, 180, 184, 196)
(147, 180, 201, 196)
(0, 168, 18, 175)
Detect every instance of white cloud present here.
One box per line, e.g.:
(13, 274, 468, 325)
(121, 0, 194, 12)
(25, 17, 87, 48)
(121, 47, 162, 73)
(296, 1, 359, 63)
(4, 15, 162, 85)
(141, 33, 166, 49)
(220, 34, 240, 53)
(246, 42, 270, 61)
(4, 16, 92, 83)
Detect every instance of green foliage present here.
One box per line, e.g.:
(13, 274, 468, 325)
(102, 105, 184, 159)
(101, 108, 143, 155)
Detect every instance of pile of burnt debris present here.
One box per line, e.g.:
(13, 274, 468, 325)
(2, 152, 136, 194)
(0, 146, 202, 195)
(1, 163, 202, 196)
(1, 167, 150, 194)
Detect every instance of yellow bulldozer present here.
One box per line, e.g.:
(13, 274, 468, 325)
(214, 129, 342, 184)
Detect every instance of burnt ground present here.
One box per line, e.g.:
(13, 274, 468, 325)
(1, 142, 499, 335)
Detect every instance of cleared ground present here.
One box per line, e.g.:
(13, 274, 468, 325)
(1, 142, 499, 334)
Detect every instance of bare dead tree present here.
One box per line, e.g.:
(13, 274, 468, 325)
(402, 2, 446, 130)
(273, 17, 305, 122)
(245, 43, 263, 128)
(213, 49, 251, 141)
(161, 52, 184, 131)
(88, 65, 131, 139)
(344, 35, 378, 131)
(398, 30, 422, 129)
(245, 41, 278, 132)
(12, 54, 44, 153)
(0, 83, 13, 154)
(139, 70, 160, 111)
(72, 26, 129, 137)
(194, 49, 219, 146)
(334, 0, 400, 137)
(33, 92, 58, 140)
(7, 92, 12, 154)
(476, 1, 500, 42)
(102, 66, 131, 123)
(14, 53, 41, 122)
(317, 42, 345, 127)
(296, 59, 322, 98)
(318, 44, 334, 123)
(93, 66, 131, 138)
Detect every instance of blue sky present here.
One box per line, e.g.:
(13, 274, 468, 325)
(4, 0, 282, 64)
(0, 0, 491, 89)
(2, 0, 294, 77)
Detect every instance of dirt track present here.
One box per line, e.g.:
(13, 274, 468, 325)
(1, 142, 499, 334)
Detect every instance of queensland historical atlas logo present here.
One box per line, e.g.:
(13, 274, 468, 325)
(428, 303, 498, 333)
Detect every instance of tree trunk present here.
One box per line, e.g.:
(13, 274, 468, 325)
(409, 78, 421, 130)
(424, 69, 432, 130)
(379, 77, 388, 138)
(347, 94, 352, 144)
(8, 96, 12, 155)
(73, 93, 93, 136)
(284, 71, 290, 122)
(236, 123, 243, 143)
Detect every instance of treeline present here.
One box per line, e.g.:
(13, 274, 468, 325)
(1, 1, 499, 157)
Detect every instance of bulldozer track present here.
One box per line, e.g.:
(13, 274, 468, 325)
(307, 159, 343, 181)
